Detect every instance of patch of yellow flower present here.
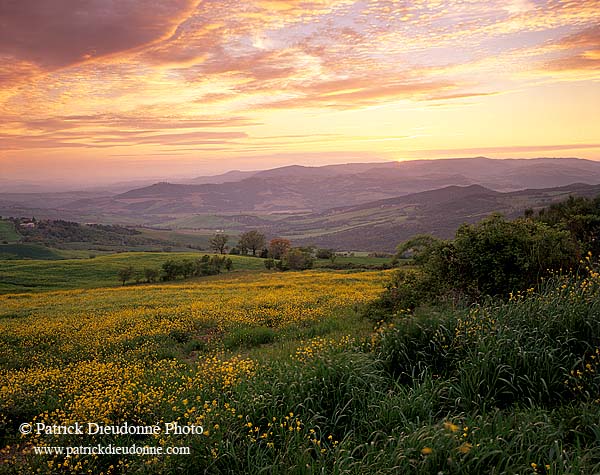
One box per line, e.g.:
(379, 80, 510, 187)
(0, 270, 387, 472)
(0, 271, 386, 368)
(293, 335, 356, 363)
(454, 306, 497, 347)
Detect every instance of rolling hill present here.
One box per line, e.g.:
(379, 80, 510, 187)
(272, 182, 600, 251)
(2, 157, 600, 251)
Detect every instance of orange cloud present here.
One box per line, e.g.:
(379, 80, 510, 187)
(544, 25, 600, 72)
(261, 78, 456, 109)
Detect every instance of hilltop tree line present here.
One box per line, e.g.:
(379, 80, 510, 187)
(10, 218, 166, 248)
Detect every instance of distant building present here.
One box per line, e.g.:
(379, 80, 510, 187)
(21, 222, 36, 228)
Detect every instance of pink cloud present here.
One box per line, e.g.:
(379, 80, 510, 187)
(0, 0, 199, 69)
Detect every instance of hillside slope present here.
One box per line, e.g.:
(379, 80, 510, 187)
(277, 183, 600, 251)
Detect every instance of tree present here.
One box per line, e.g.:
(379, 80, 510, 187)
(268, 238, 291, 259)
(316, 248, 334, 259)
(534, 195, 600, 256)
(161, 259, 183, 281)
(181, 259, 195, 278)
(117, 266, 134, 286)
(209, 233, 229, 254)
(264, 258, 275, 270)
(284, 248, 314, 270)
(449, 215, 577, 296)
(406, 215, 578, 299)
(194, 255, 211, 276)
(210, 255, 226, 273)
(394, 235, 440, 263)
(144, 267, 159, 283)
(238, 230, 266, 256)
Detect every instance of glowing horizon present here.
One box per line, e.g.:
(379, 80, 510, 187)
(1, 0, 599, 185)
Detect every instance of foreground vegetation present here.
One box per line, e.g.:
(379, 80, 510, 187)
(1, 263, 599, 474)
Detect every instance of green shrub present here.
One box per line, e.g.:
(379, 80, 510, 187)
(394, 214, 578, 301)
(536, 194, 600, 255)
(264, 257, 275, 270)
(283, 248, 314, 270)
(363, 268, 444, 319)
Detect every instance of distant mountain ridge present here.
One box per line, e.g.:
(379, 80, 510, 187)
(74, 157, 600, 215)
(2, 157, 600, 251)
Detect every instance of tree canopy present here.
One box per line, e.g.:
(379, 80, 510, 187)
(239, 230, 266, 256)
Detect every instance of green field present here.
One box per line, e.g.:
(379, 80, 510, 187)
(0, 243, 64, 260)
(0, 267, 390, 474)
(0, 243, 125, 260)
(0, 248, 393, 294)
(136, 227, 240, 250)
(0, 220, 20, 243)
(0, 252, 264, 294)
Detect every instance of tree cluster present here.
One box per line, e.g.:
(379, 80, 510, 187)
(315, 248, 335, 260)
(117, 255, 233, 285)
(238, 230, 266, 256)
(264, 244, 314, 271)
(161, 255, 233, 280)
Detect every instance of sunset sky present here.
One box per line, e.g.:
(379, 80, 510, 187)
(1, 0, 599, 186)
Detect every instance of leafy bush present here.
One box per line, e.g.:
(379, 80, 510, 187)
(447, 215, 577, 297)
(160, 255, 232, 281)
(282, 248, 314, 270)
(116, 265, 134, 285)
(316, 248, 334, 259)
(364, 268, 435, 318)
(395, 215, 577, 302)
(536, 194, 600, 255)
(264, 257, 275, 269)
